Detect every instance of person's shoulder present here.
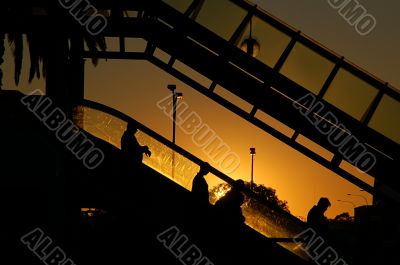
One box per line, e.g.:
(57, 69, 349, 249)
(121, 131, 129, 139)
(307, 206, 317, 215)
(309, 205, 317, 211)
(193, 173, 202, 181)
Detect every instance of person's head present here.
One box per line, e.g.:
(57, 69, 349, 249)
(233, 179, 245, 190)
(126, 121, 138, 133)
(317, 197, 331, 212)
(198, 162, 210, 175)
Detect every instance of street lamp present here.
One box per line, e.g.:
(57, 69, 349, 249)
(250, 147, 256, 190)
(167, 84, 183, 145)
(347, 193, 368, 205)
(240, 18, 260, 58)
(167, 84, 183, 179)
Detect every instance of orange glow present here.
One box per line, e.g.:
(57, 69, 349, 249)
(214, 187, 231, 201)
(83, 60, 374, 219)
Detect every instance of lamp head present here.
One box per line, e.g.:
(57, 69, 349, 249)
(175, 92, 183, 99)
(241, 37, 260, 58)
(250, 147, 256, 155)
(168, 84, 176, 92)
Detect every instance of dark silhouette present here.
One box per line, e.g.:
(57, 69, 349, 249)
(114, 121, 153, 219)
(210, 181, 290, 212)
(121, 122, 151, 164)
(212, 179, 247, 262)
(191, 162, 210, 206)
(187, 162, 211, 245)
(214, 179, 246, 226)
(119, 119, 151, 192)
(307, 197, 331, 238)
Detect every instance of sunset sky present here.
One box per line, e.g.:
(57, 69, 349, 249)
(3, 0, 399, 219)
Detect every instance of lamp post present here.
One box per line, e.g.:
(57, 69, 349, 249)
(167, 84, 183, 178)
(250, 147, 256, 190)
(347, 193, 368, 205)
(167, 84, 183, 145)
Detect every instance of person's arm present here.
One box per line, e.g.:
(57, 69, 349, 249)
(141, 145, 151, 157)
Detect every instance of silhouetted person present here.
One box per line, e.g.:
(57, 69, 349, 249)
(187, 162, 212, 243)
(119, 121, 151, 187)
(115, 122, 152, 216)
(215, 179, 246, 226)
(307, 197, 331, 238)
(121, 121, 151, 166)
(191, 162, 210, 206)
(213, 179, 246, 260)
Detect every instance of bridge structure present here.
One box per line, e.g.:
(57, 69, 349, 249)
(2, 0, 399, 201)
(1, 1, 400, 264)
